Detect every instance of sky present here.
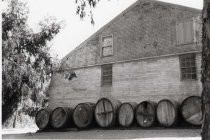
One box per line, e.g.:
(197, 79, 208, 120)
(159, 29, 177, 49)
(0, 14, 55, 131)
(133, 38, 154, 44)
(25, 0, 203, 59)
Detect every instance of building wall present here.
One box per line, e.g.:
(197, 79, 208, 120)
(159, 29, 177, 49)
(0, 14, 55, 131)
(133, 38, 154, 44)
(49, 0, 202, 109)
(48, 66, 101, 109)
(49, 53, 202, 108)
(112, 53, 202, 103)
(61, 0, 201, 69)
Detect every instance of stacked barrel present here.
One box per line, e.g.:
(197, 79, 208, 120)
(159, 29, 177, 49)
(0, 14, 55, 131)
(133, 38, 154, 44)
(35, 96, 202, 131)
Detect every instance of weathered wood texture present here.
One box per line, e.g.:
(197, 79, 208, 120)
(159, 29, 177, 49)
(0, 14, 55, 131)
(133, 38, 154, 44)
(156, 99, 179, 127)
(73, 102, 95, 128)
(51, 107, 73, 129)
(35, 108, 52, 130)
(201, 0, 210, 139)
(135, 101, 157, 127)
(118, 102, 137, 127)
(181, 96, 202, 125)
(95, 98, 121, 128)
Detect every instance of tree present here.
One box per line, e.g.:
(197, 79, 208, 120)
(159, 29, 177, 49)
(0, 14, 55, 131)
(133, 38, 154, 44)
(201, 0, 210, 139)
(2, 0, 62, 124)
(75, 0, 100, 24)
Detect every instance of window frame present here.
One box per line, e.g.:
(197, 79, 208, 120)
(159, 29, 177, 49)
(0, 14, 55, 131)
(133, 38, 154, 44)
(101, 34, 113, 57)
(176, 19, 196, 45)
(179, 53, 197, 81)
(101, 64, 112, 86)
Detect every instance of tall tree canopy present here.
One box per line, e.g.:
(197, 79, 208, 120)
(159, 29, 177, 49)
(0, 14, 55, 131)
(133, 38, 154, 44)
(2, 0, 62, 124)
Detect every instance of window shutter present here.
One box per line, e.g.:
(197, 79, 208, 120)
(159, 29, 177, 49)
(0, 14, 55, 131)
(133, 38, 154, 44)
(176, 23, 184, 45)
(184, 21, 194, 43)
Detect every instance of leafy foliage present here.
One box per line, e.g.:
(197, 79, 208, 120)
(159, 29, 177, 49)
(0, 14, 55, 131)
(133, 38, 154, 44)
(2, 0, 62, 124)
(75, 0, 100, 24)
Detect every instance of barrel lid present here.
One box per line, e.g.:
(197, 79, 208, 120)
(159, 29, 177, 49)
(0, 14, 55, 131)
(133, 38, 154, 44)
(73, 103, 93, 128)
(95, 98, 115, 127)
(135, 101, 156, 127)
(51, 107, 68, 129)
(180, 96, 202, 125)
(156, 99, 178, 127)
(118, 103, 135, 127)
(35, 109, 50, 129)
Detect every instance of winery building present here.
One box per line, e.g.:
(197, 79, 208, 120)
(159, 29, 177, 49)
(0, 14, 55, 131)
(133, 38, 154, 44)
(48, 0, 202, 109)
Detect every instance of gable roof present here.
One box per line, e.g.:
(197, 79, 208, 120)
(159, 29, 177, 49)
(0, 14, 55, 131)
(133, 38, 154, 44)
(61, 0, 201, 62)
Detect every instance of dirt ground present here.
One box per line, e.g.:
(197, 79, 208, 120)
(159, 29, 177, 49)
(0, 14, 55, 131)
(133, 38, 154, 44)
(2, 128, 201, 139)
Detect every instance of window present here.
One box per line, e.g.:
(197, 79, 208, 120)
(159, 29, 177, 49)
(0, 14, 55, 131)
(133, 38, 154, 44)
(101, 35, 113, 57)
(179, 54, 197, 80)
(102, 64, 112, 86)
(176, 20, 195, 45)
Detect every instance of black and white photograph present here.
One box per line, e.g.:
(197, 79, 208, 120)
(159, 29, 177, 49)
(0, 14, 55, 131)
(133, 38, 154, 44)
(1, 0, 210, 139)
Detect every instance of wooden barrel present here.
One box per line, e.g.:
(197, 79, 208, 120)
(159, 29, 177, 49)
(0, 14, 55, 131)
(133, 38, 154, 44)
(156, 99, 179, 127)
(135, 101, 157, 128)
(51, 107, 73, 129)
(35, 108, 52, 130)
(95, 98, 121, 128)
(181, 96, 202, 125)
(73, 102, 95, 128)
(118, 102, 137, 127)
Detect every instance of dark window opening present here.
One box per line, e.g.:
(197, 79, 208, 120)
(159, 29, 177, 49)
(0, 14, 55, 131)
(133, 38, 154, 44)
(180, 53, 197, 80)
(102, 64, 112, 86)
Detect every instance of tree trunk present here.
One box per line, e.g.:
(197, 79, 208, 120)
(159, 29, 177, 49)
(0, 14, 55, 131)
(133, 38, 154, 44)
(12, 111, 18, 128)
(201, 0, 210, 139)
